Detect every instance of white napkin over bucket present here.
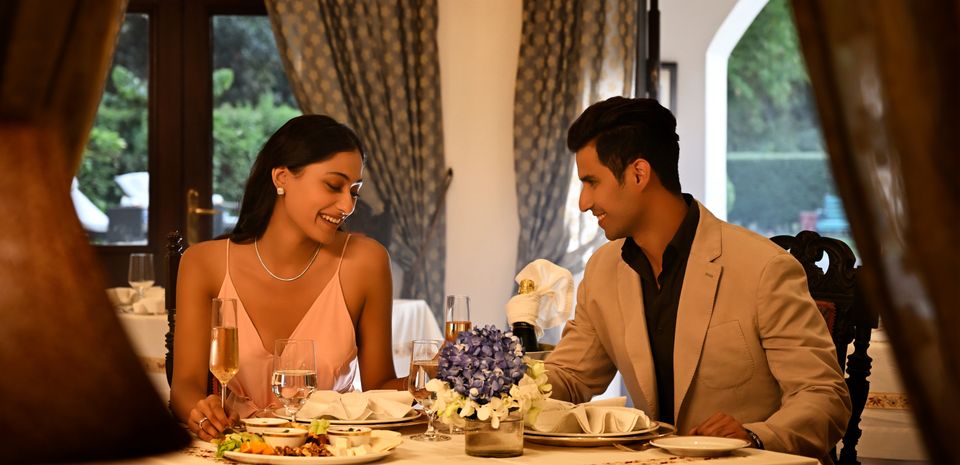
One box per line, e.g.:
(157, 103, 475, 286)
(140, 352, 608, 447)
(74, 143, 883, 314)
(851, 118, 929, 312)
(506, 259, 574, 337)
(528, 397, 652, 434)
(298, 390, 414, 421)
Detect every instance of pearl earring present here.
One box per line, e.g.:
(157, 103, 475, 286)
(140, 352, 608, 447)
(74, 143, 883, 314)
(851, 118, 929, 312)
(277, 186, 285, 195)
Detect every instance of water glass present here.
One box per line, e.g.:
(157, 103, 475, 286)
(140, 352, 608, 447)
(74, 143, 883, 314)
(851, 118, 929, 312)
(408, 339, 449, 441)
(272, 339, 317, 424)
(127, 253, 155, 300)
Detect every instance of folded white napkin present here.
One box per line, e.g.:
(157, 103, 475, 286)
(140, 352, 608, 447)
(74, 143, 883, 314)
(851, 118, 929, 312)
(106, 287, 137, 308)
(506, 259, 574, 337)
(528, 397, 652, 434)
(298, 390, 414, 421)
(370, 430, 403, 452)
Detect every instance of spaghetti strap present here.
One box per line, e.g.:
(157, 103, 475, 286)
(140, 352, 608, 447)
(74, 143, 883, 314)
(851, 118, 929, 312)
(336, 234, 351, 274)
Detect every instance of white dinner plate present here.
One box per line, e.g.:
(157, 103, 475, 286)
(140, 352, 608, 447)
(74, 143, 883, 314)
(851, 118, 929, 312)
(277, 409, 421, 426)
(649, 436, 750, 457)
(223, 450, 392, 465)
(525, 421, 659, 438)
(523, 423, 675, 447)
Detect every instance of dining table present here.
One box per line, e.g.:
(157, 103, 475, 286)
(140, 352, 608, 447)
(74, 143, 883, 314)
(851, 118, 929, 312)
(82, 426, 819, 465)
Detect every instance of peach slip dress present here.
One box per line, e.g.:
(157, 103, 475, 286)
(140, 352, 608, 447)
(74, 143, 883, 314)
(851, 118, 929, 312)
(219, 236, 358, 419)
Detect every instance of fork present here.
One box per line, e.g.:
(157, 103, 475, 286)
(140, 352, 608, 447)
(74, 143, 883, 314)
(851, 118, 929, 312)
(613, 442, 652, 453)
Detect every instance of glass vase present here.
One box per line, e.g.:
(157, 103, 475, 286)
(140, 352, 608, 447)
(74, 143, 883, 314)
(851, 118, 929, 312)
(463, 414, 524, 458)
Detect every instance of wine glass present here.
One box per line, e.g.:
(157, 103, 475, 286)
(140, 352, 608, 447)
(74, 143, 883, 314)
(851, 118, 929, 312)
(443, 295, 471, 434)
(444, 295, 472, 343)
(272, 339, 317, 424)
(209, 298, 239, 410)
(408, 339, 450, 441)
(127, 253, 155, 301)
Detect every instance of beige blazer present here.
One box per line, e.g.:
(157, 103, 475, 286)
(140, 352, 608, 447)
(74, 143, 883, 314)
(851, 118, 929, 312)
(545, 201, 851, 459)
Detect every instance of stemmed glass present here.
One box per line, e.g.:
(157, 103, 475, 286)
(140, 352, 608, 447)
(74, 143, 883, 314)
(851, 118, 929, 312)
(444, 295, 472, 343)
(128, 253, 155, 301)
(272, 339, 317, 424)
(442, 295, 471, 434)
(408, 339, 450, 441)
(209, 298, 239, 410)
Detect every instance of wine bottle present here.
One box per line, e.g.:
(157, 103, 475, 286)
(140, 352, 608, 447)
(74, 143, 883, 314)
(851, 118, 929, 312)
(512, 279, 541, 353)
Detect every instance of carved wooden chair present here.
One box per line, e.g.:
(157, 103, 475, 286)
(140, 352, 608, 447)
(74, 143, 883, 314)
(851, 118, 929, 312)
(164, 231, 187, 387)
(771, 230, 879, 465)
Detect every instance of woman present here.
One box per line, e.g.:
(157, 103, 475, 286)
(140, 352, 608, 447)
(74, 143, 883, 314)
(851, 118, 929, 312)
(170, 115, 401, 440)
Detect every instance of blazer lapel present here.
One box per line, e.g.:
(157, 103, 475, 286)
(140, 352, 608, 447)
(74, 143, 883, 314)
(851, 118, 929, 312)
(673, 203, 723, 421)
(617, 259, 657, 417)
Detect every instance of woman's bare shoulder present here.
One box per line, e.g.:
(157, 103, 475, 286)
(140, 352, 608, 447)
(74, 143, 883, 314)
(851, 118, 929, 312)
(344, 234, 389, 263)
(180, 238, 230, 282)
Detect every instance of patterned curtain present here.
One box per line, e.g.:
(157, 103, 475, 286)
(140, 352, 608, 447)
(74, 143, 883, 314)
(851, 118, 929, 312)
(265, 0, 448, 316)
(513, 0, 638, 275)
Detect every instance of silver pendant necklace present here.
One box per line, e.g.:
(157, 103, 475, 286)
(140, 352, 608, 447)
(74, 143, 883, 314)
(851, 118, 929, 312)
(254, 238, 322, 282)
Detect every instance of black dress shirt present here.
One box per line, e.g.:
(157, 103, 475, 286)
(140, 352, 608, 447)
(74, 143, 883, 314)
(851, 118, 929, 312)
(620, 194, 699, 425)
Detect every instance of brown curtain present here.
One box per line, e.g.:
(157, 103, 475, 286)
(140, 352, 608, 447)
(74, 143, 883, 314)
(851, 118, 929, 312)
(265, 0, 448, 317)
(0, 0, 190, 462)
(791, 1, 960, 462)
(513, 0, 637, 275)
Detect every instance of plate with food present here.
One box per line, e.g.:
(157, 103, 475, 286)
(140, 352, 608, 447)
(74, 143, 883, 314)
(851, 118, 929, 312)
(523, 422, 676, 447)
(217, 420, 402, 464)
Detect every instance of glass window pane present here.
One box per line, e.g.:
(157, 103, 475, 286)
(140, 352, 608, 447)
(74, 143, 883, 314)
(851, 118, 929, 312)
(212, 15, 301, 237)
(726, 0, 856, 257)
(76, 13, 150, 245)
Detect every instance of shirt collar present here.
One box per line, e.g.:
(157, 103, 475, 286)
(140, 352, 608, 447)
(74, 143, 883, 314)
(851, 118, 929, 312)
(621, 194, 700, 272)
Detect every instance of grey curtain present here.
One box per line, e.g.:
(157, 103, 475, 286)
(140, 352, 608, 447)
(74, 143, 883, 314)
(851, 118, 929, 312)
(513, 0, 638, 275)
(266, 0, 448, 316)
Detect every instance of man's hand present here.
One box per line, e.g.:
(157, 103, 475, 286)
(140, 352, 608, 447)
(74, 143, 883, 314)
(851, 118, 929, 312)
(687, 412, 750, 441)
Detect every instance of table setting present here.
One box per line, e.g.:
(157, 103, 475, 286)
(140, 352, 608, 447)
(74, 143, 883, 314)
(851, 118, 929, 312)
(96, 260, 818, 465)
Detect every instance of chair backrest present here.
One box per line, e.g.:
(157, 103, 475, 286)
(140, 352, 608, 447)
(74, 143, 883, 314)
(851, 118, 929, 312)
(771, 231, 879, 465)
(164, 231, 187, 387)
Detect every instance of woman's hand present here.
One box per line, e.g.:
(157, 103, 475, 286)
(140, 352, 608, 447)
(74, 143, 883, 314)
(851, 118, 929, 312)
(188, 394, 236, 441)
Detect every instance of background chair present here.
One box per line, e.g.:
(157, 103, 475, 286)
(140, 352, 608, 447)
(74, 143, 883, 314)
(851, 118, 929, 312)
(772, 230, 879, 465)
(164, 230, 214, 397)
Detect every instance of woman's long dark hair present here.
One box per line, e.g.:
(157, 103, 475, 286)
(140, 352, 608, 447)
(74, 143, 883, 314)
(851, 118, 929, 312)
(228, 115, 365, 243)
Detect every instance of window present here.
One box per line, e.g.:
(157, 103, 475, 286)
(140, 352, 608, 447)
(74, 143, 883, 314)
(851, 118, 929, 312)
(76, 13, 150, 245)
(211, 15, 300, 236)
(726, 0, 855, 252)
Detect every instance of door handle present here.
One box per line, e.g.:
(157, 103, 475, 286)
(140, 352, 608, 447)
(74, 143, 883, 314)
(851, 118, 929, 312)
(186, 188, 221, 244)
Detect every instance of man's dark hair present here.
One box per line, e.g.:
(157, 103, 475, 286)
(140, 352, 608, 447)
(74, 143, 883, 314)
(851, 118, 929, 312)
(567, 96, 681, 193)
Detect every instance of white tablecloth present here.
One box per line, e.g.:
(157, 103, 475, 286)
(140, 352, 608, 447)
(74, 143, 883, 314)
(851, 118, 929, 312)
(85, 435, 819, 465)
(852, 327, 928, 461)
(390, 299, 443, 377)
(118, 313, 170, 404)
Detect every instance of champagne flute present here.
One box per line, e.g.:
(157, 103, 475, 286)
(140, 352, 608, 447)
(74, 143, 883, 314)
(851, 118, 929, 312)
(408, 339, 450, 441)
(127, 253, 155, 301)
(272, 339, 317, 424)
(444, 295, 472, 343)
(210, 298, 239, 410)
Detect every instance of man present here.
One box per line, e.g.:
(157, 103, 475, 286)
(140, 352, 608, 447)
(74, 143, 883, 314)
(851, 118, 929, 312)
(544, 96, 850, 461)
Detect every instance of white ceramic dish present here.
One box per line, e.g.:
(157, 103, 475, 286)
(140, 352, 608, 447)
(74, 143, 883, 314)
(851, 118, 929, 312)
(649, 436, 750, 457)
(223, 450, 392, 465)
(241, 417, 290, 434)
(523, 423, 676, 447)
(278, 409, 420, 425)
(326, 426, 372, 447)
(259, 427, 308, 448)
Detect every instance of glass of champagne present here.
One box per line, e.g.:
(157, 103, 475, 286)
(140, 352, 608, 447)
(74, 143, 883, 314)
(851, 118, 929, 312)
(128, 253, 155, 301)
(408, 339, 449, 441)
(209, 298, 239, 410)
(272, 339, 317, 424)
(444, 295, 472, 343)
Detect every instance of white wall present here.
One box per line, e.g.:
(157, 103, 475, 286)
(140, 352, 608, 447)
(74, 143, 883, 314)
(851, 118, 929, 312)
(437, 0, 745, 325)
(438, 0, 523, 326)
